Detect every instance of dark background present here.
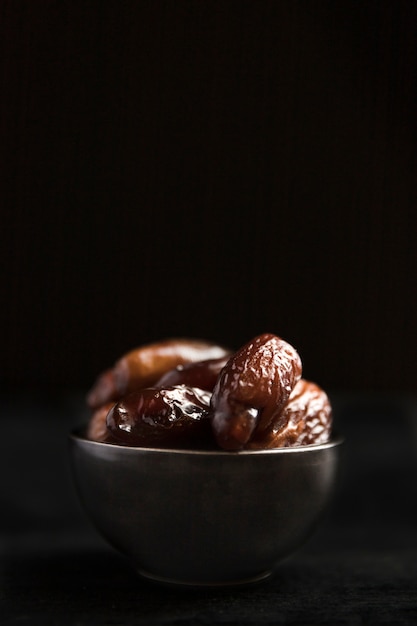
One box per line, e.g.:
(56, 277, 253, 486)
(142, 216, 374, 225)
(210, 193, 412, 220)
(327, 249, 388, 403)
(1, 0, 416, 395)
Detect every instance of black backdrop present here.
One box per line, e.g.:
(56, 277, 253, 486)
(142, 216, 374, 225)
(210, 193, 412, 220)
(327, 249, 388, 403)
(1, 0, 416, 394)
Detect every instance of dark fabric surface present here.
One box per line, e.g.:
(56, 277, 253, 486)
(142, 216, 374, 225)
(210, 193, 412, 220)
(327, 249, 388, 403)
(2, 392, 417, 624)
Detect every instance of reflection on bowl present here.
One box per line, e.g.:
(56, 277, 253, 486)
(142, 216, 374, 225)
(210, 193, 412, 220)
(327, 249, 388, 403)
(69, 431, 343, 587)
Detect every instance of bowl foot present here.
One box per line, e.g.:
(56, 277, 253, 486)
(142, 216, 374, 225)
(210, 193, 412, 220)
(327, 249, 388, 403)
(137, 568, 273, 588)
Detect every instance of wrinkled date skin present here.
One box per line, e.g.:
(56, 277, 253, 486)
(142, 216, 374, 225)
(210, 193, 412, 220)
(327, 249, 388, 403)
(86, 339, 230, 410)
(155, 356, 230, 392)
(247, 379, 332, 449)
(210, 333, 302, 451)
(106, 385, 213, 448)
(85, 333, 332, 450)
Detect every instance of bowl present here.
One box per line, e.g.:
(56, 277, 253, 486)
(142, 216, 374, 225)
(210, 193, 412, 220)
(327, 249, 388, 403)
(69, 431, 343, 587)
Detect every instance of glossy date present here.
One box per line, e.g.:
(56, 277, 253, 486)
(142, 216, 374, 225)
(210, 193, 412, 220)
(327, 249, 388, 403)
(210, 333, 302, 450)
(85, 333, 332, 450)
(247, 379, 333, 449)
(106, 385, 213, 448)
(87, 338, 230, 410)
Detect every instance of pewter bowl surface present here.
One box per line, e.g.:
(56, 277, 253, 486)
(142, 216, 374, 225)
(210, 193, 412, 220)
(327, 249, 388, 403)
(69, 430, 343, 586)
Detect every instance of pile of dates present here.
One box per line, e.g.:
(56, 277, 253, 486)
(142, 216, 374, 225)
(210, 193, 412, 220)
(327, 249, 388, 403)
(86, 333, 332, 451)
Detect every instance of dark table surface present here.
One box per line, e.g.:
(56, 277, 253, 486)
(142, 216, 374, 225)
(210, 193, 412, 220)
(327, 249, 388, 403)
(2, 391, 417, 625)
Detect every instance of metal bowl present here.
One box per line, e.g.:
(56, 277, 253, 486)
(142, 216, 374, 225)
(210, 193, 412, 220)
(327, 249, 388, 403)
(69, 431, 343, 586)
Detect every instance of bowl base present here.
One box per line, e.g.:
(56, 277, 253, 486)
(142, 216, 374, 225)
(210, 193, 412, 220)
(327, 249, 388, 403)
(137, 568, 273, 588)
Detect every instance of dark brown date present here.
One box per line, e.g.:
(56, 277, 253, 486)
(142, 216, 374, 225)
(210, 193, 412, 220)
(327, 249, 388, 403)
(247, 379, 332, 449)
(106, 385, 213, 448)
(86, 338, 231, 410)
(155, 356, 230, 391)
(210, 333, 302, 450)
(86, 402, 118, 444)
(85, 333, 333, 451)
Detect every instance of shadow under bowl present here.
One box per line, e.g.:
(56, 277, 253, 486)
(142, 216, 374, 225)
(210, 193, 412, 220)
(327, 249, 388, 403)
(69, 430, 343, 587)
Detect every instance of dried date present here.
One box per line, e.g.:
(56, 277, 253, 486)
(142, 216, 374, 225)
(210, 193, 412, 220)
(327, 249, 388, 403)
(155, 356, 230, 392)
(210, 333, 302, 450)
(106, 385, 213, 448)
(247, 379, 332, 449)
(86, 338, 230, 410)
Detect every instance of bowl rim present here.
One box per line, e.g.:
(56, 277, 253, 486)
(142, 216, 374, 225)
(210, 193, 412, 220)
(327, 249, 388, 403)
(69, 427, 344, 456)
